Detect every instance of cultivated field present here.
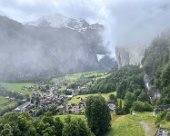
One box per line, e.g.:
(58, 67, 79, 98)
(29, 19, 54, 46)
(0, 82, 33, 95)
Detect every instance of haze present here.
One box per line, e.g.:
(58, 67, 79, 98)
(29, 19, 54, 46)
(1, 0, 170, 53)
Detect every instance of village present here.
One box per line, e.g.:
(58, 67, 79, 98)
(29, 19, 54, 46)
(13, 74, 116, 116)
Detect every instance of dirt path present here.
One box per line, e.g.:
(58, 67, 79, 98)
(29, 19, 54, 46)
(140, 120, 156, 136)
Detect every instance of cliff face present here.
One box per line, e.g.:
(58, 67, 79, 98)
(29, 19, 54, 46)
(115, 47, 129, 68)
(115, 45, 147, 68)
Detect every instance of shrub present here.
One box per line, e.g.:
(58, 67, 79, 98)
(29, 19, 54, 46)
(166, 112, 170, 121)
(155, 112, 167, 124)
(143, 102, 153, 111)
(131, 101, 153, 112)
(132, 101, 144, 112)
(109, 94, 117, 103)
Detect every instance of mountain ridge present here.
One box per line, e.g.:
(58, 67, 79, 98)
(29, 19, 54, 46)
(25, 13, 101, 33)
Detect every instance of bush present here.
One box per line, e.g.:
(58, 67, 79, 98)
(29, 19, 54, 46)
(109, 94, 117, 103)
(132, 101, 144, 112)
(143, 102, 153, 111)
(132, 101, 153, 112)
(155, 112, 167, 124)
(62, 116, 93, 136)
(166, 112, 170, 121)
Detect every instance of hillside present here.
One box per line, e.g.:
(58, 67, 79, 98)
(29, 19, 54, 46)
(0, 15, 116, 82)
(142, 30, 170, 104)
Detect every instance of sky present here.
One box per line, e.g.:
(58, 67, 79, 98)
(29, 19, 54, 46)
(1, 0, 170, 57)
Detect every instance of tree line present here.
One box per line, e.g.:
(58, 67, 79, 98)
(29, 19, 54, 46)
(0, 95, 111, 136)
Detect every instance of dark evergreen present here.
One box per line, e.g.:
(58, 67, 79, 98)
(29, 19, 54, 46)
(85, 95, 111, 136)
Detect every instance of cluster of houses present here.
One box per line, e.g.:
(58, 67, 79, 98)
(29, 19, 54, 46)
(14, 85, 86, 115)
(14, 78, 116, 115)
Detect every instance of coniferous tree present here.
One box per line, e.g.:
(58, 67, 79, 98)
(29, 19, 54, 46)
(85, 95, 111, 136)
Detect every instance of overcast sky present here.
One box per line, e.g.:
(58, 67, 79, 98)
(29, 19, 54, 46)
(1, 0, 170, 56)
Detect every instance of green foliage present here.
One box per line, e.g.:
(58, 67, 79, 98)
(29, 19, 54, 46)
(0, 124, 13, 136)
(109, 94, 117, 103)
(137, 90, 148, 102)
(0, 112, 64, 136)
(0, 112, 94, 136)
(68, 92, 115, 105)
(132, 101, 153, 112)
(35, 115, 63, 136)
(0, 112, 34, 136)
(84, 66, 146, 116)
(89, 66, 144, 95)
(0, 85, 27, 115)
(62, 116, 92, 136)
(0, 82, 33, 95)
(54, 117, 64, 135)
(85, 95, 111, 136)
(116, 99, 126, 115)
(106, 116, 145, 136)
(156, 112, 170, 123)
(142, 37, 170, 77)
(124, 92, 135, 109)
(161, 62, 170, 87)
(142, 36, 170, 105)
(155, 112, 167, 124)
(166, 112, 170, 121)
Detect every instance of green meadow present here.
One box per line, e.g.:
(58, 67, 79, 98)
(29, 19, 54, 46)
(68, 92, 117, 104)
(0, 82, 33, 95)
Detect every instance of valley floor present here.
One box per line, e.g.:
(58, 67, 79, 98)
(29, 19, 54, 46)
(0, 71, 169, 136)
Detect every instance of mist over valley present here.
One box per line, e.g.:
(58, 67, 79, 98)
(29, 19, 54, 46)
(1, 1, 170, 136)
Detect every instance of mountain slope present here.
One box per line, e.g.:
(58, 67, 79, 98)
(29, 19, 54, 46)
(26, 14, 97, 32)
(142, 29, 170, 104)
(0, 15, 113, 82)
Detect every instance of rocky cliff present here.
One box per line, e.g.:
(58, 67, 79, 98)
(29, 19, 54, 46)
(115, 45, 147, 68)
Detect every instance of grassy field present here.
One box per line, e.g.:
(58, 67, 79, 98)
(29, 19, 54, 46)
(81, 71, 109, 79)
(0, 96, 17, 113)
(51, 73, 82, 83)
(68, 92, 116, 104)
(105, 112, 159, 136)
(127, 112, 157, 136)
(127, 112, 156, 123)
(127, 112, 170, 136)
(0, 101, 17, 111)
(161, 121, 170, 132)
(0, 96, 8, 104)
(0, 82, 33, 95)
(52, 71, 108, 85)
(106, 115, 145, 136)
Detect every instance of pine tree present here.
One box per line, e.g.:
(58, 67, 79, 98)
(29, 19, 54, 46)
(85, 95, 111, 136)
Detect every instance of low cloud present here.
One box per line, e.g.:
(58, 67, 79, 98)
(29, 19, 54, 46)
(1, 0, 170, 57)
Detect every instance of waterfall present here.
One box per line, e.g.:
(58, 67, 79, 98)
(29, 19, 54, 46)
(144, 73, 161, 101)
(144, 74, 151, 91)
(144, 74, 152, 101)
